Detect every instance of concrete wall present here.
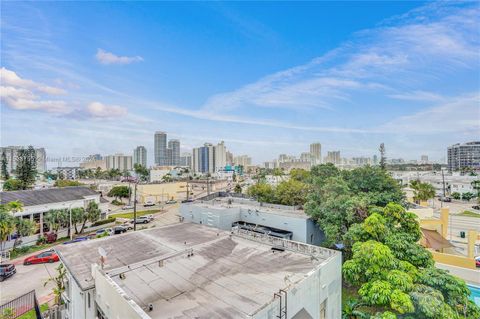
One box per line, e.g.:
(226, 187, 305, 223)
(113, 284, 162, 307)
(252, 253, 342, 319)
(180, 203, 324, 245)
(93, 265, 150, 319)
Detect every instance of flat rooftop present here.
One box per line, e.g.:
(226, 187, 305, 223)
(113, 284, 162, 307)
(189, 196, 310, 219)
(56, 223, 337, 318)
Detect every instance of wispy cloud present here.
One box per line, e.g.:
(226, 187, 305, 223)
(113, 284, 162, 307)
(0, 67, 70, 113)
(85, 101, 128, 118)
(95, 49, 143, 65)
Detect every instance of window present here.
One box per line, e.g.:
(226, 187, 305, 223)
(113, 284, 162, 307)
(87, 292, 91, 308)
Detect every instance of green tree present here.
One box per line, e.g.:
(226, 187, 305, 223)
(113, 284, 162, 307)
(12, 218, 36, 249)
(342, 299, 369, 319)
(289, 168, 310, 182)
(410, 180, 436, 203)
(2, 179, 22, 191)
(461, 192, 474, 201)
(134, 163, 149, 181)
(44, 263, 66, 305)
(234, 184, 242, 194)
(0, 204, 17, 251)
(107, 185, 130, 202)
(246, 182, 275, 203)
(79, 202, 101, 233)
(379, 143, 386, 170)
(275, 179, 309, 206)
(471, 180, 480, 203)
(1, 151, 9, 180)
(44, 209, 68, 234)
(451, 192, 461, 200)
(70, 207, 85, 234)
(15, 146, 37, 189)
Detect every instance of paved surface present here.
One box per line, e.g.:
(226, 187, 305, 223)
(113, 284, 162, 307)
(0, 257, 57, 305)
(0, 204, 182, 305)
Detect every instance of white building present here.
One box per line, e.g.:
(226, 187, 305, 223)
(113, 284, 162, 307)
(105, 154, 132, 171)
(0, 187, 105, 249)
(133, 146, 147, 167)
(181, 193, 324, 245)
(310, 143, 322, 165)
(53, 166, 80, 180)
(56, 222, 341, 319)
(0, 146, 47, 174)
(233, 155, 252, 167)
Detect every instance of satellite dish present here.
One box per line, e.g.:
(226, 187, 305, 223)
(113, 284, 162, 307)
(98, 247, 107, 257)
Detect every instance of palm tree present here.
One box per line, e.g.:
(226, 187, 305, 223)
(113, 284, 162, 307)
(342, 299, 369, 319)
(410, 180, 436, 204)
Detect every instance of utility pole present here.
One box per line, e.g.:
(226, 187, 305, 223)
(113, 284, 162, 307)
(441, 168, 446, 208)
(133, 183, 137, 231)
(186, 181, 190, 201)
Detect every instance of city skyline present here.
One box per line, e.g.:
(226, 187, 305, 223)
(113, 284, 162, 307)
(1, 2, 479, 163)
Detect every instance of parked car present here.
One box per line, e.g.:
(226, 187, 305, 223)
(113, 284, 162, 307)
(112, 226, 127, 235)
(438, 197, 452, 202)
(181, 199, 194, 203)
(476, 256, 480, 268)
(63, 236, 89, 245)
(95, 228, 113, 237)
(145, 214, 155, 221)
(166, 199, 177, 204)
(0, 264, 16, 282)
(122, 205, 134, 210)
(132, 216, 150, 224)
(120, 222, 134, 230)
(24, 250, 59, 265)
(143, 200, 155, 207)
(472, 205, 480, 210)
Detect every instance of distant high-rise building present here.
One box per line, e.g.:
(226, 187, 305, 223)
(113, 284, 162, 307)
(0, 146, 47, 174)
(154, 131, 167, 166)
(180, 153, 192, 168)
(105, 154, 133, 171)
(310, 143, 322, 165)
(133, 146, 147, 167)
(420, 155, 429, 164)
(234, 155, 252, 167)
(300, 152, 311, 162)
(372, 155, 379, 166)
(168, 139, 180, 166)
(193, 143, 214, 173)
(325, 151, 341, 165)
(448, 141, 480, 172)
(226, 151, 234, 166)
(214, 141, 227, 170)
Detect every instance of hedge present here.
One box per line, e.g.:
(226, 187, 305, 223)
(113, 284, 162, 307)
(91, 217, 116, 227)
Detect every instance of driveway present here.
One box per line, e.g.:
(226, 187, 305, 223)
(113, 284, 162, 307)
(0, 255, 58, 305)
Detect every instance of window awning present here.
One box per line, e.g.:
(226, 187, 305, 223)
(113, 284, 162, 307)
(420, 227, 454, 250)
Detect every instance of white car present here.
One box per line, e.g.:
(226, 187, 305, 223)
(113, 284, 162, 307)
(143, 200, 155, 207)
(122, 205, 134, 210)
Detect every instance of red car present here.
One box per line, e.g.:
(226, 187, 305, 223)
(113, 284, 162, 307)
(23, 250, 59, 265)
(476, 256, 480, 268)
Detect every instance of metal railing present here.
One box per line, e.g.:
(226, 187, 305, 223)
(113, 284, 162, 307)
(232, 227, 337, 260)
(0, 290, 41, 319)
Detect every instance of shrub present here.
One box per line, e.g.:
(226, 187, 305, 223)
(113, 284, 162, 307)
(91, 217, 116, 227)
(111, 199, 124, 206)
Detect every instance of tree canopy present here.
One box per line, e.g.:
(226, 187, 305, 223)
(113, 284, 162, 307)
(343, 203, 480, 319)
(15, 146, 37, 189)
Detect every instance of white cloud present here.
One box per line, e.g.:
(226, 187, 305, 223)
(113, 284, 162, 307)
(388, 91, 445, 102)
(0, 67, 66, 95)
(86, 101, 128, 118)
(379, 93, 480, 133)
(95, 49, 143, 65)
(0, 67, 70, 113)
(200, 3, 479, 114)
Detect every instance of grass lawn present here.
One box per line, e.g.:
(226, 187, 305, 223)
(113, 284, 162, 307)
(458, 210, 480, 218)
(17, 303, 49, 319)
(110, 210, 161, 219)
(10, 237, 71, 259)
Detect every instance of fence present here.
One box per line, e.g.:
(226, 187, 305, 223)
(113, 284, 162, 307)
(0, 290, 41, 319)
(232, 227, 337, 260)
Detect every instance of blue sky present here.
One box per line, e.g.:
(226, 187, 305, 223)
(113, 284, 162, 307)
(1, 1, 479, 166)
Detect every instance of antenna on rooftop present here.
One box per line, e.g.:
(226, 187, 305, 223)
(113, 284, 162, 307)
(98, 247, 107, 269)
